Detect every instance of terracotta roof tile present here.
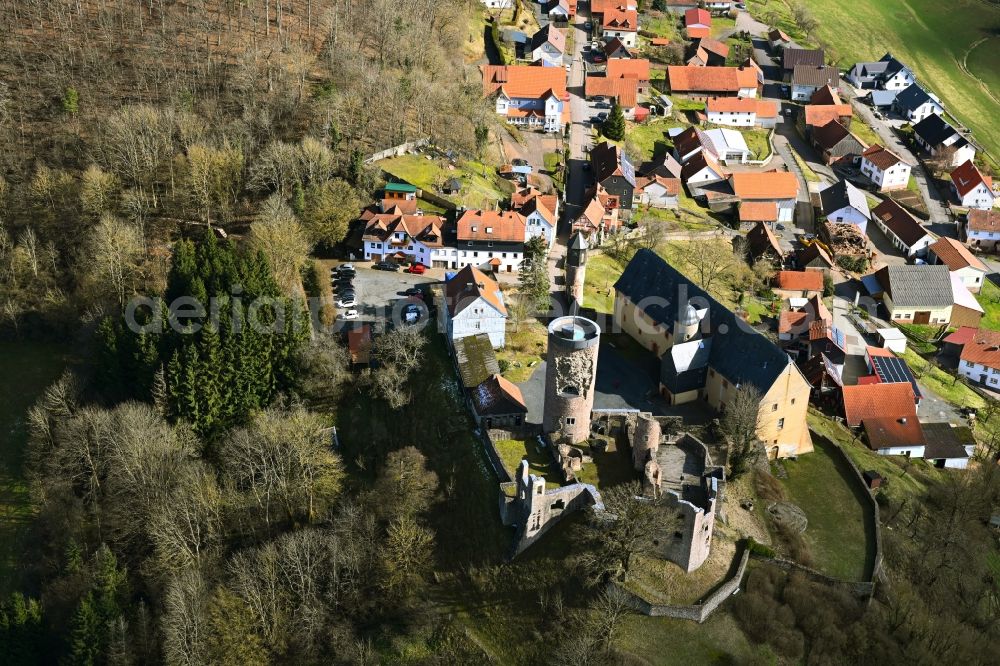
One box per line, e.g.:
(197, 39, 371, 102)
(959, 328, 1000, 369)
(456, 209, 526, 243)
(739, 201, 779, 222)
(842, 382, 916, 427)
(863, 416, 925, 449)
(778, 309, 809, 334)
(667, 65, 758, 93)
(444, 265, 507, 317)
(950, 159, 992, 198)
(928, 236, 988, 272)
(585, 74, 638, 107)
(967, 208, 1000, 233)
(776, 270, 824, 292)
(698, 38, 730, 58)
(685, 8, 711, 26)
(745, 220, 783, 258)
(707, 96, 758, 113)
(481, 65, 568, 101)
(730, 171, 799, 200)
(607, 58, 651, 81)
(803, 104, 853, 128)
(862, 143, 906, 170)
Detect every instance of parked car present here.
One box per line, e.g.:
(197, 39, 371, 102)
(338, 263, 355, 272)
(592, 54, 605, 63)
(594, 100, 611, 109)
(375, 261, 400, 271)
(334, 282, 354, 292)
(584, 21, 592, 30)
(776, 223, 786, 231)
(404, 287, 424, 299)
(336, 297, 357, 308)
(403, 303, 422, 324)
(336, 309, 359, 320)
(407, 263, 426, 274)
(594, 111, 608, 124)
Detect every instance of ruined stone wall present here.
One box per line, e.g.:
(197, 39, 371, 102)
(543, 318, 600, 443)
(566, 263, 586, 306)
(614, 547, 751, 623)
(631, 413, 662, 471)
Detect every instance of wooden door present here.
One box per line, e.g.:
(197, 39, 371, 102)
(914, 311, 931, 324)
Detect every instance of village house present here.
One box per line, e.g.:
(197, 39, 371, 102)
(860, 144, 912, 192)
(603, 37, 633, 60)
(635, 175, 681, 209)
(360, 211, 449, 267)
(799, 102, 853, 137)
(738, 201, 779, 230)
(745, 220, 783, 263)
(517, 194, 558, 248)
(455, 209, 527, 274)
(927, 236, 988, 293)
(730, 171, 798, 223)
(921, 422, 973, 469)
(614, 249, 814, 458)
(871, 264, 953, 324)
(782, 48, 824, 81)
(527, 24, 566, 67)
(767, 28, 792, 52)
(547, 0, 573, 22)
(777, 294, 830, 344)
(481, 64, 569, 132)
(863, 346, 924, 405)
(912, 114, 977, 168)
(573, 195, 620, 238)
(810, 120, 866, 165)
(892, 84, 943, 123)
(453, 333, 527, 429)
(705, 97, 777, 128)
(870, 199, 933, 257)
(440, 265, 508, 348)
(842, 382, 920, 450)
(950, 160, 996, 210)
(681, 151, 727, 187)
(796, 242, 835, 272)
(347, 324, 372, 367)
(845, 54, 914, 91)
(591, 141, 637, 211)
(791, 65, 841, 101)
(584, 75, 638, 118)
(955, 328, 1000, 390)
(688, 38, 729, 67)
(774, 270, 824, 300)
(962, 209, 1000, 252)
(592, 0, 639, 46)
(667, 65, 759, 98)
(949, 272, 985, 329)
(684, 7, 711, 39)
(820, 180, 870, 235)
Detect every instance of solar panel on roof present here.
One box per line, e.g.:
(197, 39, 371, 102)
(620, 151, 636, 187)
(871, 356, 922, 399)
(831, 326, 846, 351)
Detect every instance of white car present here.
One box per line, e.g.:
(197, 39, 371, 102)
(338, 263, 355, 272)
(337, 309, 359, 320)
(336, 298, 357, 308)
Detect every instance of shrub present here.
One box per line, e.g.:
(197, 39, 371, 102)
(746, 538, 777, 559)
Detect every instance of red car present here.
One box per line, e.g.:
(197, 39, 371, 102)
(407, 263, 426, 274)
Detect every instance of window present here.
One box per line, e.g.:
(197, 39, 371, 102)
(474, 322, 481, 330)
(565, 417, 576, 425)
(777, 418, 785, 430)
(486, 227, 493, 234)
(772, 403, 778, 412)
(791, 398, 796, 405)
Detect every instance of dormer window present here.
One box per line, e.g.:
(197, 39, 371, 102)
(472, 226, 478, 232)
(486, 227, 493, 234)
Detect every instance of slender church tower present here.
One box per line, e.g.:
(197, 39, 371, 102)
(565, 231, 589, 310)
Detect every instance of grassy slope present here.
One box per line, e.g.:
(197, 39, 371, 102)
(976, 278, 1000, 331)
(776, 437, 871, 580)
(379, 155, 508, 209)
(0, 342, 69, 594)
(796, 0, 1000, 162)
(584, 253, 626, 315)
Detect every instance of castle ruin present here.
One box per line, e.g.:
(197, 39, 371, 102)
(543, 316, 600, 444)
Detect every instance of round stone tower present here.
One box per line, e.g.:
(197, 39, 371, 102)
(543, 316, 601, 444)
(565, 231, 589, 309)
(631, 413, 662, 471)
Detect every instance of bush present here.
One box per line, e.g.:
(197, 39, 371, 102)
(746, 538, 777, 558)
(823, 273, 834, 297)
(498, 359, 511, 373)
(836, 255, 869, 273)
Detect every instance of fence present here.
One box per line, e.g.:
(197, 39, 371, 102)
(614, 547, 751, 623)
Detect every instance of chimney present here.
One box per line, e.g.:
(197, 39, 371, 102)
(899, 417, 908, 424)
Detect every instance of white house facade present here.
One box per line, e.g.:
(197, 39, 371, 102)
(860, 147, 911, 192)
(960, 358, 1000, 389)
(954, 181, 995, 210)
(443, 267, 509, 349)
(706, 108, 755, 127)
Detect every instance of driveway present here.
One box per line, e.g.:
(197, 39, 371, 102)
(327, 262, 438, 324)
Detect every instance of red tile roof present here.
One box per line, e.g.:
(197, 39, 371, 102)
(943, 325, 979, 345)
(967, 208, 1000, 233)
(636, 174, 681, 196)
(842, 382, 916, 427)
(706, 96, 758, 113)
(929, 236, 988, 272)
(686, 26, 711, 39)
(775, 270, 824, 292)
(456, 209, 526, 243)
(950, 159, 992, 198)
(480, 65, 568, 102)
(863, 416, 926, 450)
(959, 328, 1000, 370)
(862, 143, 906, 170)
(739, 201, 780, 222)
(756, 100, 779, 118)
(607, 58, 651, 81)
(362, 213, 447, 247)
(444, 265, 507, 317)
(684, 8, 711, 27)
(803, 104, 853, 128)
(667, 66, 758, 93)
(730, 171, 799, 200)
(809, 84, 842, 106)
(585, 75, 638, 107)
(603, 7, 638, 30)
(698, 38, 730, 58)
(778, 309, 809, 334)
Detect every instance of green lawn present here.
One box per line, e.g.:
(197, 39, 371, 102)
(493, 438, 558, 486)
(583, 252, 624, 315)
(776, 435, 873, 580)
(497, 319, 548, 383)
(975, 278, 1000, 331)
(379, 154, 510, 209)
(0, 341, 70, 594)
(848, 117, 881, 148)
(573, 439, 636, 489)
(790, 0, 1000, 166)
(711, 15, 737, 38)
(625, 121, 679, 162)
(617, 611, 774, 664)
(808, 410, 947, 507)
(641, 12, 681, 41)
(789, 146, 821, 182)
(743, 129, 771, 160)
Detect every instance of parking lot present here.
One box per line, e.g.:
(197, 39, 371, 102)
(330, 263, 436, 324)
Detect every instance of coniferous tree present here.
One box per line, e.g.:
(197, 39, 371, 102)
(603, 102, 626, 141)
(68, 593, 101, 666)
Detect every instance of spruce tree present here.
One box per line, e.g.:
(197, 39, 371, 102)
(603, 102, 626, 141)
(68, 593, 100, 666)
